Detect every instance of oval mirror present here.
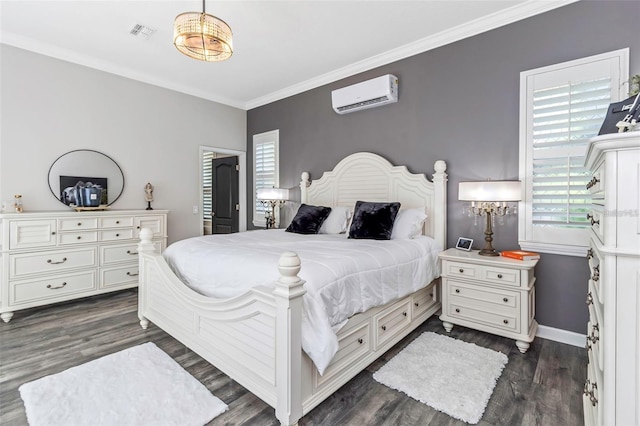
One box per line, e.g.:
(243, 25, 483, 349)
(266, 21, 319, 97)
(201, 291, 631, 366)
(48, 150, 125, 206)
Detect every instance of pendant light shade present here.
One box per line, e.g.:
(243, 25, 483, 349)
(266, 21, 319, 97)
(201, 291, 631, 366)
(173, 1, 233, 62)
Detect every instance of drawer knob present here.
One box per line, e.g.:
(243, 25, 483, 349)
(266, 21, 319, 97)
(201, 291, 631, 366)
(51, 231, 56, 235)
(586, 292, 593, 306)
(459, 268, 464, 273)
(115, 233, 120, 237)
(497, 274, 503, 279)
(586, 248, 593, 260)
(592, 266, 600, 282)
(503, 297, 508, 303)
(381, 325, 387, 331)
(77, 222, 82, 226)
(116, 221, 120, 224)
(358, 338, 363, 345)
(47, 282, 67, 289)
(455, 308, 460, 313)
(402, 312, 407, 317)
(503, 319, 509, 324)
(137, 226, 141, 229)
(77, 236, 82, 240)
(455, 289, 460, 294)
(586, 343, 592, 351)
(414, 302, 419, 307)
(126, 271, 139, 277)
(47, 257, 67, 264)
(127, 250, 138, 255)
(429, 292, 433, 298)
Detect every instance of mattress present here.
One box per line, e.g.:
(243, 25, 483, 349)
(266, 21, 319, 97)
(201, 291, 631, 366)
(163, 229, 441, 374)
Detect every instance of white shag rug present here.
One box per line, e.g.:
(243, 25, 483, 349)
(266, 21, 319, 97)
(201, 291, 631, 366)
(19, 342, 228, 426)
(373, 332, 508, 424)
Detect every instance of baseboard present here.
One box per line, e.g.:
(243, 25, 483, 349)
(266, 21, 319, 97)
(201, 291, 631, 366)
(536, 325, 586, 348)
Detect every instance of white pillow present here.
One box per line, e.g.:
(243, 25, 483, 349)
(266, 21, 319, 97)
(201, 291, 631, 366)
(319, 206, 351, 234)
(391, 208, 428, 240)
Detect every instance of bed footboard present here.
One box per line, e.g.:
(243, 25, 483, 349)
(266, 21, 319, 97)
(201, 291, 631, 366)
(137, 229, 305, 426)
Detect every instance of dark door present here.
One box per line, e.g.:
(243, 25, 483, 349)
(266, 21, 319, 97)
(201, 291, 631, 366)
(211, 156, 239, 233)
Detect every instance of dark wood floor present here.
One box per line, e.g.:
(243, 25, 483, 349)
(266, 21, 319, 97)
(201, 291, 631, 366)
(0, 289, 586, 426)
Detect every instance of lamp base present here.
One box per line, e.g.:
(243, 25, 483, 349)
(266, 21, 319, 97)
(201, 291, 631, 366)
(478, 248, 500, 256)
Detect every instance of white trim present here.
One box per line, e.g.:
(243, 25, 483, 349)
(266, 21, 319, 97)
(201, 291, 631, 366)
(245, 1, 579, 109)
(2, 1, 577, 110)
(199, 145, 247, 234)
(536, 324, 586, 348)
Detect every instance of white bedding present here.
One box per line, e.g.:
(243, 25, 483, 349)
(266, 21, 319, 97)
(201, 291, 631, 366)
(163, 229, 441, 374)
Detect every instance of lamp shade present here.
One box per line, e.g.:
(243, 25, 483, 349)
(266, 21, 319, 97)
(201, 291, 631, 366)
(458, 180, 521, 202)
(256, 187, 289, 201)
(174, 10, 233, 62)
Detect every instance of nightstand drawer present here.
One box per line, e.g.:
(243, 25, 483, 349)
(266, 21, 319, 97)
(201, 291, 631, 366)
(445, 261, 480, 280)
(374, 299, 412, 348)
(447, 280, 519, 309)
(448, 302, 519, 332)
(481, 265, 520, 286)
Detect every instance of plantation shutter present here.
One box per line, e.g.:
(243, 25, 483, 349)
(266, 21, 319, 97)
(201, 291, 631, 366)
(253, 130, 279, 226)
(531, 77, 611, 229)
(202, 151, 214, 222)
(519, 49, 627, 255)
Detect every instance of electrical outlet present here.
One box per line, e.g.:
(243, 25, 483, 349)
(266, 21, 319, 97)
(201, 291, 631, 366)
(192, 205, 198, 214)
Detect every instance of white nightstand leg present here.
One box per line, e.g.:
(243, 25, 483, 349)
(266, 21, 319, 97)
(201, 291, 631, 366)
(442, 321, 453, 333)
(515, 340, 530, 353)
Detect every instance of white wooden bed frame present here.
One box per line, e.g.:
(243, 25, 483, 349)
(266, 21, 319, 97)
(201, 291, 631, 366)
(137, 152, 447, 425)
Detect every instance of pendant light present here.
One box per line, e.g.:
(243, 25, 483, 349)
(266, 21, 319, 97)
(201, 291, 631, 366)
(173, 0, 233, 62)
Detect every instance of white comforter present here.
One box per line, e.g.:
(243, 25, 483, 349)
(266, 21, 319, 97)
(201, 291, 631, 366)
(163, 229, 441, 374)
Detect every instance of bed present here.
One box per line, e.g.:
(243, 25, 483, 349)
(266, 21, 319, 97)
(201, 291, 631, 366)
(137, 152, 448, 425)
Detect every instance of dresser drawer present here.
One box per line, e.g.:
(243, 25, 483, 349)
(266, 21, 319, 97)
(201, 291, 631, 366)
(58, 217, 98, 231)
(374, 299, 412, 348)
(588, 206, 604, 244)
(412, 284, 437, 319)
(135, 215, 165, 238)
(9, 271, 97, 306)
(584, 348, 602, 426)
(9, 247, 97, 278)
(9, 220, 57, 250)
(315, 322, 370, 389)
(99, 229, 135, 242)
(101, 243, 140, 265)
(99, 216, 134, 228)
(100, 265, 139, 289)
(587, 243, 603, 306)
(586, 163, 605, 198)
(58, 230, 98, 245)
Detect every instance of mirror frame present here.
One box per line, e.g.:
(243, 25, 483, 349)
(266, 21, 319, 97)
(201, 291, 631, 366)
(48, 149, 125, 206)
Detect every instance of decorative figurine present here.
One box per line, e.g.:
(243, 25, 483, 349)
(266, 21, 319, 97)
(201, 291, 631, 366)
(144, 183, 154, 210)
(14, 195, 23, 213)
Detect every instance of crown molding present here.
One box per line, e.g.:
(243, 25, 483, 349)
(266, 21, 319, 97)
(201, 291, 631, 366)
(0, 32, 246, 110)
(244, 0, 579, 110)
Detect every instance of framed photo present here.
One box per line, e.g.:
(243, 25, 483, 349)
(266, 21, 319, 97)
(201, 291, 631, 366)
(455, 237, 473, 251)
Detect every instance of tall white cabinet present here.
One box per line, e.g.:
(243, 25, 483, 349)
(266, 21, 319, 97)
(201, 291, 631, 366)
(0, 210, 168, 322)
(583, 132, 640, 426)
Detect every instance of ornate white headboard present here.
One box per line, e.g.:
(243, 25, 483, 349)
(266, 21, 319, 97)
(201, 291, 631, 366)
(299, 152, 447, 249)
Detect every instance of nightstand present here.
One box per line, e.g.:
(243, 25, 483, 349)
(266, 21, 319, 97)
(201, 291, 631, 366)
(438, 248, 538, 353)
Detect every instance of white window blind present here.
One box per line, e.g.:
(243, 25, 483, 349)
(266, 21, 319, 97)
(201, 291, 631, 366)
(519, 49, 628, 256)
(202, 151, 214, 223)
(253, 130, 279, 226)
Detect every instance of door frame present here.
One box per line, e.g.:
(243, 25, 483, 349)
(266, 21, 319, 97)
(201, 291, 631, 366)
(199, 145, 247, 235)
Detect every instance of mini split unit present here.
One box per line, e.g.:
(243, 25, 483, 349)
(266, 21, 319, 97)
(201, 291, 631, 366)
(331, 74, 399, 114)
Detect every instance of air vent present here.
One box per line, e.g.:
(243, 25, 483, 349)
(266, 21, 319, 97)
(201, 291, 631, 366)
(129, 24, 156, 39)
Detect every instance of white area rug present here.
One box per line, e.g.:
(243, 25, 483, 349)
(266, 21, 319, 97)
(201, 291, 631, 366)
(373, 332, 508, 424)
(19, 342, 228, 426)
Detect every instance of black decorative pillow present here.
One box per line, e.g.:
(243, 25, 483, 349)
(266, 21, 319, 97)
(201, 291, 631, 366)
(285, 204, 332, 234)
(348, 201, 401, 240)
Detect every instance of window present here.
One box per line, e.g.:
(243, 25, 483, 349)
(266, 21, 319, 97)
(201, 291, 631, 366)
(253, 130, 279, 227)
(202, 150, 214, 235)
(519, 49, 628, 256)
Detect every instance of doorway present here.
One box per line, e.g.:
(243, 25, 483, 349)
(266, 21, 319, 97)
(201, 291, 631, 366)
(200, 146, 247, 235)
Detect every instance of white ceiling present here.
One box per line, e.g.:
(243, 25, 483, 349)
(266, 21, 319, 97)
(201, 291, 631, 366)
(0, 1, 575, 110)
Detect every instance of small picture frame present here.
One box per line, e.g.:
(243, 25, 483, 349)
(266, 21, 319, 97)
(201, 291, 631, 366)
(455, 237, 473, 251)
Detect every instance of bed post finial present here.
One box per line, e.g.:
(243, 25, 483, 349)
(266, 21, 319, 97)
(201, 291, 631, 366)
(274, 251, 305, 426)
(300, 172, 310, 204)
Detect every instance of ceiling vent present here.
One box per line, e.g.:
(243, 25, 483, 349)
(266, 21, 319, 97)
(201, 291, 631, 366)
(129, 24, 156, 39)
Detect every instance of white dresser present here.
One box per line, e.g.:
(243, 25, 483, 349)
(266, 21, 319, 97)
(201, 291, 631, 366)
(0, 210, 168, 322)
(583, 132, 640, 426)
(438, 248, 538, 353)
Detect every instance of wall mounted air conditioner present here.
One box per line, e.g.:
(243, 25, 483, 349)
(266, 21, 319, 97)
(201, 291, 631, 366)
(331, 74, 398, 114)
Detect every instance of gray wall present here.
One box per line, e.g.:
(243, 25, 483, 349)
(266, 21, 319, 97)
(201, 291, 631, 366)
(1, 45, 246, 244)
(247, 0, 640, 334)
